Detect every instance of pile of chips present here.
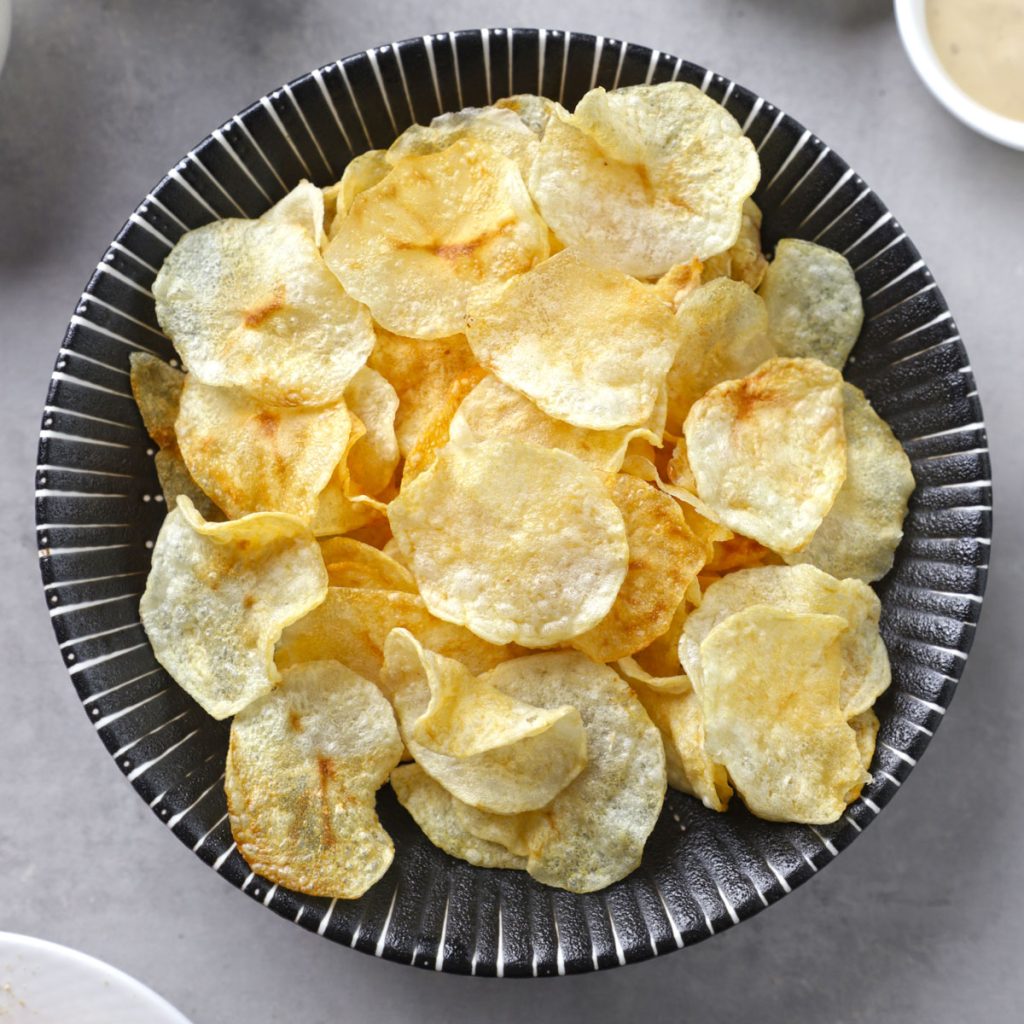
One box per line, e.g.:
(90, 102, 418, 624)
(136, 83, 915, 899)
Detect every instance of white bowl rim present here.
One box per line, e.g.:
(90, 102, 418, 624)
(894, 0, 1024, 151)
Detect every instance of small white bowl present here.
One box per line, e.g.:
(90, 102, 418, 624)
(894, 0, 1024, 150)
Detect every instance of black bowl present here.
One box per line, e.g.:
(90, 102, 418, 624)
(36, 29, 991, 976)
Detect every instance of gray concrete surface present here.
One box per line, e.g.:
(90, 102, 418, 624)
(1, 1, 1021, 1020)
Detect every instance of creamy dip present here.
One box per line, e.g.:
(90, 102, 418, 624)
(926, 0, 1024, 121)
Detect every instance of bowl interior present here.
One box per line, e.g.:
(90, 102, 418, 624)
(36, 29, 991, 976)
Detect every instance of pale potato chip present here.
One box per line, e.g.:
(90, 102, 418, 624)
(785, 383, 915, 582)
(702, 199, 768, 290)
(140, 497, 328, 719)
(846, 708, 879, 802)
(759, 238, 864, 368)
(699, 605, 865, 823)
(153, 182, 375, 407)
(494, 94, 561, 135)
(327, 150, 391, 238)
(368, 329, 480, 457)
(153, 446, 222, 522)
(325, 138, 549, 339)
(448, 374, 664, 472)
(382, 630, 587, 814)
(466, 250, 683, 430)
(275, 587, 519, 683)
(175, 375, 351, 522)
(679, 564, 890, 717)
(129, 352, 183, 448)
(470, 652, 666, 893)
(666, 277, 776, 433)
(226, 660, 403, 897)
(684, 357, 847, 553)
(529, 84, 759, 278)
(649, 258, 703, 311)
(389, 440, 629, 647)
(343, 367, 400, 498)
(387, 106, 539, 180)
(318, 537, 418, 592)
(572, 474, 706, 662)
(390, 764, 526, 870)
(615, 656, 689, 695)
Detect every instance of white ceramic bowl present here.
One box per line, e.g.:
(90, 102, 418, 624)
(894, 0, 1024, 150)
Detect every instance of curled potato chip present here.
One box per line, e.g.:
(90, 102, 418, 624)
(326, 138, 549, 339)
(759, 238, 864, 368)
(326, 150, 391, 239)
(466, 652, 665, 893)
(449, 374, 664, 472)
(679, 564, 890, 717)
(368, 329, 479, 457)
(466, 250, 683, 430)
(226, 660, 403, 898)
(275, 587, 520, 683)
(620, 660, 731, 812)
(666, 278, 776, 433)
(129, 352, 183, 448)
(494, 94, 561, 135)
(389, 440, 629, 647)
(154, 182, 375, 406)
(572, 475, 706, 662)
(140, 497, 328, 719)
(318, 537, 418, 592)
(343, 367, 400, 498)
(153, 446, 222, 522)
(175, 375, 351, 522)
(784, 384, 915, 582)
(700, 605, 865, 823)
(702, 199, 768, 290)
(846, 708, 879, 802)
(390, 764, 526, 869)
(615, 656, 689, 695)
(529, 84, 759, 278)
(684, 357, 847, 553)
(382, 630, 587, 814)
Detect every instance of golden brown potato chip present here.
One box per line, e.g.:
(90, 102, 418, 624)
(700, 605, 866, 823)
(368, 330, 480, 457)
(226, 660, 403, 897)
(572, 475, 706, 662)
(466, 652, 666, 893)
(680, 564, 890, 717)
(325, 138, 549, 339)
(153, 446, 222, 522)
(389, 440, 629, 647)
(684, 357, 847, 554)
(759, 238, 864, 368)
(784, 383, 915, 581)
(154, 182, 375, 406)
(466, 250, 683, 430)
(382, 630, 587, 814)
(275, 587, 519, 683)
(702, 199, 768, 290)
(666, 277, 776, 433)
(318, 537, 418, 592)
(706, 534, 780, 574)
(390, 764, 527, 870)
(448, 374, 664, 472)
(343, 367, 400, 498)
(326, 150, 391, 238)
(175, 375, 351, 522)
(129, 352, 183, 449)
(630, 594, 693, 679)
(140, 497, 328, 719)
(529, 84, 759, 277)
(649, 258, 703, 311)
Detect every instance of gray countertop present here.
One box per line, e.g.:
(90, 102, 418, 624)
(1, 1, 1021, 1021)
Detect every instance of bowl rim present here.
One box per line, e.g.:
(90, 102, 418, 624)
(894, 0, 1024, 151)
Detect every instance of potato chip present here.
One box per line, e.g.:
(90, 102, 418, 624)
(382, 630, 587, 814)
(325, 138, 549, 339)
(699, 605, 865, 824)
(387, 106, 539, 180)
(318, 537, 418, 592)
(529, 84, 759, 278)
(572, 475, 706, 662)
(466, 652, 665, 893)
(759, 238, 864, 368)
(129, 352, 183, 448)
(449, 374, 664, 473)
(174, 375, 351, 522)
(343, 367, 400, 498)
(368, 329, 480, 457)
(615, 656, 689, 695)
(140, 497, 328, 719)
(785, 383, 915, 581)
(679, 564, 890, 717)
(389, 440, 629, 647)
(153, 182, 375, 407)
(494, 94, 561, 135)
(702, 199, 768, 290)
(275, 587, 520, 683)
(846, 708, 879, 802)
(390, 764, 526, 870)
(649, 258, 703, 311)
(466, 250, 683, 430)
(684, 357, 847, 553)
(666, 278, 776, 433)
(326, 150, 391, 238)
(226, 660, 403, 898)
(706, 534, 780, 574)
(630, 595, 693, 678)
(153, 446, 222, 522)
